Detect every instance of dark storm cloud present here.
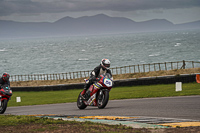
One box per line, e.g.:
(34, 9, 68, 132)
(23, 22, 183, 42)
(0, 0, 200, 16)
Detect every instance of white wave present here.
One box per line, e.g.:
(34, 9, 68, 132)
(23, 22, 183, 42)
(0, 48, 7, 52)
(81, 49, 86, 52)
(78, 58, 89, 61)
(149, 53, 160, 57)
(175, 43, 181, 47)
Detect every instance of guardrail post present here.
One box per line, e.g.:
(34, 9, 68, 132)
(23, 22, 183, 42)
(171, 62, 173, 70)
(149, 64, 150, 72)
(138, 65, 140, 73)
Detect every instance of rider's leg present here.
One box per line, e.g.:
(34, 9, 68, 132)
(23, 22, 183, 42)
(81, 83, 89, 95)
(81, 81, 92, 100)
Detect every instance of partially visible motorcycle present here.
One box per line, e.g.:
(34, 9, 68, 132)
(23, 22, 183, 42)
(77, 73, 113, 109)
(0, 85, 12, 114)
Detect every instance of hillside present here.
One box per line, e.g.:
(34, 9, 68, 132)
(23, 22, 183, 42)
(1, 14, 200, 38)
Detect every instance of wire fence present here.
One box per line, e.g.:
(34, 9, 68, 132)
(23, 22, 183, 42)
(10, 60, 200, 82)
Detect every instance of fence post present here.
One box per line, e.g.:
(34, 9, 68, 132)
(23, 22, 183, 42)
(159, 63, 161, 71)
(65, 73, 68, 79)
(80, 71, 82, 78)
(149, 64, 150, 72)
(171, 62, 173, 70)
(83, 71, 86, 78)
(177, 62, 179, 69)
(143, 64, 145, 73)
(138, 65, 140, 73)
(180, 60, 186, 69)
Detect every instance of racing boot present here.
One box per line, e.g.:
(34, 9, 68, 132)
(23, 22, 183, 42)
(81, 90, 91, 101)
(80, 83, 90, 100)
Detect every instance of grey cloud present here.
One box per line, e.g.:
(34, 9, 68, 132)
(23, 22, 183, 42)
(0, 0, 200, 16)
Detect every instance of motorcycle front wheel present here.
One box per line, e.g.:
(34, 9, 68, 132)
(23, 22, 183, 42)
(77, 92, 87, 110)
(97, 90, 109, 109)
(0, 99, 8, 114)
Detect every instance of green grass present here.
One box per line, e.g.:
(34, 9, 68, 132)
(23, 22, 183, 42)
(0, 115, 136, 132)
(110, 82, 200, 100)
(8, 82, 200, 107)
(8, 89, 81, 106)
(0, 115, 75, 126)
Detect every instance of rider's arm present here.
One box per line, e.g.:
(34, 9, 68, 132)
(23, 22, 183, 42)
(0, 78, 3, 86)
(107, 69, 113, 80)
(89, 65, 101, 82)
(92, 65, 101, 78)
(0, 78, 3, 84)
(7, 81, 10, 87)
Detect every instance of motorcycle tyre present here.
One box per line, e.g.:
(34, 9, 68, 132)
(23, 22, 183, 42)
(97, 90, 109, 109)
(0, 99, 8, 114)
(77, 92, 87, 110)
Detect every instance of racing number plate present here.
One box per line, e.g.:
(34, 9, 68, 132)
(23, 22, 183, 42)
(104, 78, 112, 87)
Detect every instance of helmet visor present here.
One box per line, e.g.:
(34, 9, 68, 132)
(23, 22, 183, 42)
(104, 64, 110, 68)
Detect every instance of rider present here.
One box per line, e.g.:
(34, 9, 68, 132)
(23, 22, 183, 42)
(0, 73, 10, 87)
(81, 58, 113, 100)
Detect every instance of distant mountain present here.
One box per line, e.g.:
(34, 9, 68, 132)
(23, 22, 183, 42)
(0, 14, 200, 38)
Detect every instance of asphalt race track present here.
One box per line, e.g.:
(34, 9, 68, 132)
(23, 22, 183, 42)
(6, 95, 200, 121)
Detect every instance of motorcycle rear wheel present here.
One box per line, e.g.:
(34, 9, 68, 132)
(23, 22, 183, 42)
(97, 90, 109, 109)
(0, 99, 8, 114)
(77, 92, 87, 109)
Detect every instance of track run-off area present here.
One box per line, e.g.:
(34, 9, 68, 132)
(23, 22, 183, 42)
(5, 95, 200, 128)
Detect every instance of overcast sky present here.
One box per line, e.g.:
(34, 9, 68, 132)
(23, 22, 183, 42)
(0, 0, 200, 24)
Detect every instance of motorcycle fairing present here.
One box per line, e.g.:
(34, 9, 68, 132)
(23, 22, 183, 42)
(83, 84, 99, 106)
(83, 93, 97, 106)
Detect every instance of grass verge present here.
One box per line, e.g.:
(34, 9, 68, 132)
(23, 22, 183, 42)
(0, 115, 200, 133)
(8, 82, 200, 107)
(0, 115, 136, 133)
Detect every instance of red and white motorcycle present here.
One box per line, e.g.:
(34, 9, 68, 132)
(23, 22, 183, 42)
(0, 85, 12, 114)
(77, 73, 113, 109)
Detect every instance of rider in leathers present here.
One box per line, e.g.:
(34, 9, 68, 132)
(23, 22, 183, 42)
(81, 58, 113, 100)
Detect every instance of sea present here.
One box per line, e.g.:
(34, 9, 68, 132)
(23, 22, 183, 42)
(0, 29, 200, 76)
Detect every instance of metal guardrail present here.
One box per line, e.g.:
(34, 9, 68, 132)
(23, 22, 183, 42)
(10, 60, 200, 82)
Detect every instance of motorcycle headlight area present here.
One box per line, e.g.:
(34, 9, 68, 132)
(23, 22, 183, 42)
(103, 78, 113, 87)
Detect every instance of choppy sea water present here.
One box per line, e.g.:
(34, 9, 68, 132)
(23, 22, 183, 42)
(0, 29, 199, 75)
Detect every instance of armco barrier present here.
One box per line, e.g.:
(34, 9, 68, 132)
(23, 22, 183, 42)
(11, 74, 197, 91)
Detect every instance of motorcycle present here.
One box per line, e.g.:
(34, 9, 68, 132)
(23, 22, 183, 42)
(77, 73, 113, 109)
(0, 85, 12, 114)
